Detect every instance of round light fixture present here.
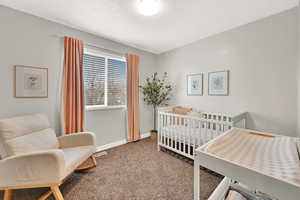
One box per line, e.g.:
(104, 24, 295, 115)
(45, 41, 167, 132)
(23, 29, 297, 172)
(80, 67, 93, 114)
(138, 0, 160, 16)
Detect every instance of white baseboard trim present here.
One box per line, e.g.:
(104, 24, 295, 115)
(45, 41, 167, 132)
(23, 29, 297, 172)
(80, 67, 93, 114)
(96, 139, 127, 152)
(96, 132, 150, 152)
(141, 132, 150, 139)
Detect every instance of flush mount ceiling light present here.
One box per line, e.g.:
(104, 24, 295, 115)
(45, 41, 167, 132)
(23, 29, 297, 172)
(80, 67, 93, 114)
(137, 0, 161, 16)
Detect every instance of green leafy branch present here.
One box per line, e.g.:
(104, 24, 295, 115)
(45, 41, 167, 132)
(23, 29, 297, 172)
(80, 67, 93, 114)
(140, 72, 172, 108)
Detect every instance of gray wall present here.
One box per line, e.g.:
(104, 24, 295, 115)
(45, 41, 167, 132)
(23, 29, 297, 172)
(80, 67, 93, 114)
(158, 8, 298, 136)
(0, 4, 298, 145)
(0, 6, 157, 146)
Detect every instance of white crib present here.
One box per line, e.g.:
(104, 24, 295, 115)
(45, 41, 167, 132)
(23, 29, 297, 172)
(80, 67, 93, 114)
(157, 107, 247, 159)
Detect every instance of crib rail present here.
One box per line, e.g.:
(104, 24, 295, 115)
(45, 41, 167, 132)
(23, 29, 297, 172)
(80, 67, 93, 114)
(157, 110, 246, 159)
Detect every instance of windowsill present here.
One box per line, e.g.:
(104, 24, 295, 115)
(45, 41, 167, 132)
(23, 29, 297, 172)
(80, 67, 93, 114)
(85, 105, 127, 111)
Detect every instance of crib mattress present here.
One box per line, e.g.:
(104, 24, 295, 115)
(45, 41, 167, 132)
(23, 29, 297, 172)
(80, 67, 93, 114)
(161, 125, 216, 145)
(204, 128, 300, 185)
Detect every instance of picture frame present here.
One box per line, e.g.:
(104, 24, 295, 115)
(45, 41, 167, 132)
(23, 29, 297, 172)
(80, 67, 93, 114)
(208, 70, 229, 96)
(187, 73, 203, 96)
(14, 65, 48, 98)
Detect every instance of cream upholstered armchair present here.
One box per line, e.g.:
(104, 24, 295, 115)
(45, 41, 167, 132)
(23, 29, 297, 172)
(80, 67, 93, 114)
(0, 114, 97, 200)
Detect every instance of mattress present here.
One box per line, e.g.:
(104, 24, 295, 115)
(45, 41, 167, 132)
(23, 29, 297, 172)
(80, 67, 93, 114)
(204, 128, 300, 185)
(160, 125, 219, 145)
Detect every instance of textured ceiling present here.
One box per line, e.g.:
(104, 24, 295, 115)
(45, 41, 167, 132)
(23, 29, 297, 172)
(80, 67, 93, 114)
(0, 0, 298, 54)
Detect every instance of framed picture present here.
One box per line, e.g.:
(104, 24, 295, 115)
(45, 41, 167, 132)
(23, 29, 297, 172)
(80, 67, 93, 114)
(208, 70, 229, 96)
(187, 73, 203, 96)
(14, 65, 48, 98)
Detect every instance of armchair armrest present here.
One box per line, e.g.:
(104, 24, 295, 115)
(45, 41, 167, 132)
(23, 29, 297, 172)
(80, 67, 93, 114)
(0, 149, 65, 188)
(58, 132, 96, 149)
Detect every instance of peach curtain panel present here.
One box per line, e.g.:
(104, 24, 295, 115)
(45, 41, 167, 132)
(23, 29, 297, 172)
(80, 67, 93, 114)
(126, 53, 140, 142)
(62, 37, 85, 134)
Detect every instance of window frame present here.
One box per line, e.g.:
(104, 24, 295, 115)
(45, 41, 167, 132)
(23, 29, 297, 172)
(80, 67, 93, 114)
(83, 48, 127, 111)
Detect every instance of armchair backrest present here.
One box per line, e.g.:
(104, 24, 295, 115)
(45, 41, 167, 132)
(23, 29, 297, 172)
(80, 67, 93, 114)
(0, 114, 59, 158)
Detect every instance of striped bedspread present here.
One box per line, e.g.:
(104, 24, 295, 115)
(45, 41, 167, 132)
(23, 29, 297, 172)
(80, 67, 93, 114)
(204, 128, 300, 185)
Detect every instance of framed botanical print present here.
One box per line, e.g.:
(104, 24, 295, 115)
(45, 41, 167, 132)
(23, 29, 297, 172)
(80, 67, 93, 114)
(14, 65, 48, 98)
(187, 73, 203, 96)
(208, 70, 229, 96)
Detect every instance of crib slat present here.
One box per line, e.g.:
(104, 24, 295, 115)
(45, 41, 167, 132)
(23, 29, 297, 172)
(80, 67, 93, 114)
(171, 115, 173, 147)
(182, 118, 185, 152)
(187, 118, 191, 155)
(189, 119, 192, 156)
(169, 115, 172, 147)
(168, 115, 171, 147)
(214, 118, 217, 137)
(161, 114, 163, 145)
(207, 114, 211, 141)
(175, 116, 178, 150)
(168, 114, 171, 147)
(161, 113, 163, 144)
(193, 119, 196, 155)
(170, 115, 173, 147)
(186, 118, 188, 155)
(205, 121, 208, 143)
(212, 114, 216, 139)
(158, 112, 161, 145)
(223, 115, 228, 131)
(174, 116, 177, 148)
(161, 114, 164, 145)
(228, 117, 232, 130)
(174, 116, 177, 149)
(166, 114, 168, 146)
(198, 120, 201, 146)
(218, 114, 222, 136)
(212, 118, 215, 139)
(219, 114, 223, 135)
(216, 115, 219, 137)
(193, 120, 198, 156)
(164, 114, 167, 145)
(178, 117, 180, 150)
(171, 115, 175, 148)
(222, 114, 225, 132)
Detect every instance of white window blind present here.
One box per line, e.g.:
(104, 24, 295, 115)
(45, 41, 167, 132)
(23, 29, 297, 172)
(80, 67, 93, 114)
(107, 58, 127, 106)
(83, 51, 127, 108)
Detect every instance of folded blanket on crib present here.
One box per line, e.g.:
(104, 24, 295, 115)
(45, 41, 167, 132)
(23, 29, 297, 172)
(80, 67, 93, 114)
(172, 106, 192, 115)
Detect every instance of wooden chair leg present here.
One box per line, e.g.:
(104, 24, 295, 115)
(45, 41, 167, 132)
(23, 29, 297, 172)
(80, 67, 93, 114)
(91, 155, 97, 166)
(37, 190, 53, 200)
(75, 156, 97, 172)
(4, 189, 13, 200)
(51, 186, 64, 200)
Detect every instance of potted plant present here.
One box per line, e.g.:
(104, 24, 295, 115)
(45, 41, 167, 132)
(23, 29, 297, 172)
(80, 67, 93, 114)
(140, 72, 172, 138)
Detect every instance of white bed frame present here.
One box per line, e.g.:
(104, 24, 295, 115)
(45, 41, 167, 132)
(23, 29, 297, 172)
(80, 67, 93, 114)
(194, 129, 300, 200)
(157, 107, 247, 160)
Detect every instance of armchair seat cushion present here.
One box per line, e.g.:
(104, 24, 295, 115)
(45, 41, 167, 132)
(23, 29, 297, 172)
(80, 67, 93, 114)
(62, 145, 96, 175)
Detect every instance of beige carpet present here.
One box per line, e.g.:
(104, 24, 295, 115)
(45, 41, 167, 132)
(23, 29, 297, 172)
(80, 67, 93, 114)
(1, 138, 222, 200)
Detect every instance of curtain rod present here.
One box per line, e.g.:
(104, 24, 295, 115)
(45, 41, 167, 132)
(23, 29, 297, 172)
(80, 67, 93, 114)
(51, 34, 125, 56)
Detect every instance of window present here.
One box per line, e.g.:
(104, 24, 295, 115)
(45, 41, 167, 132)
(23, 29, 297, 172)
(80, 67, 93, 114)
(83, 49, 127, 110)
